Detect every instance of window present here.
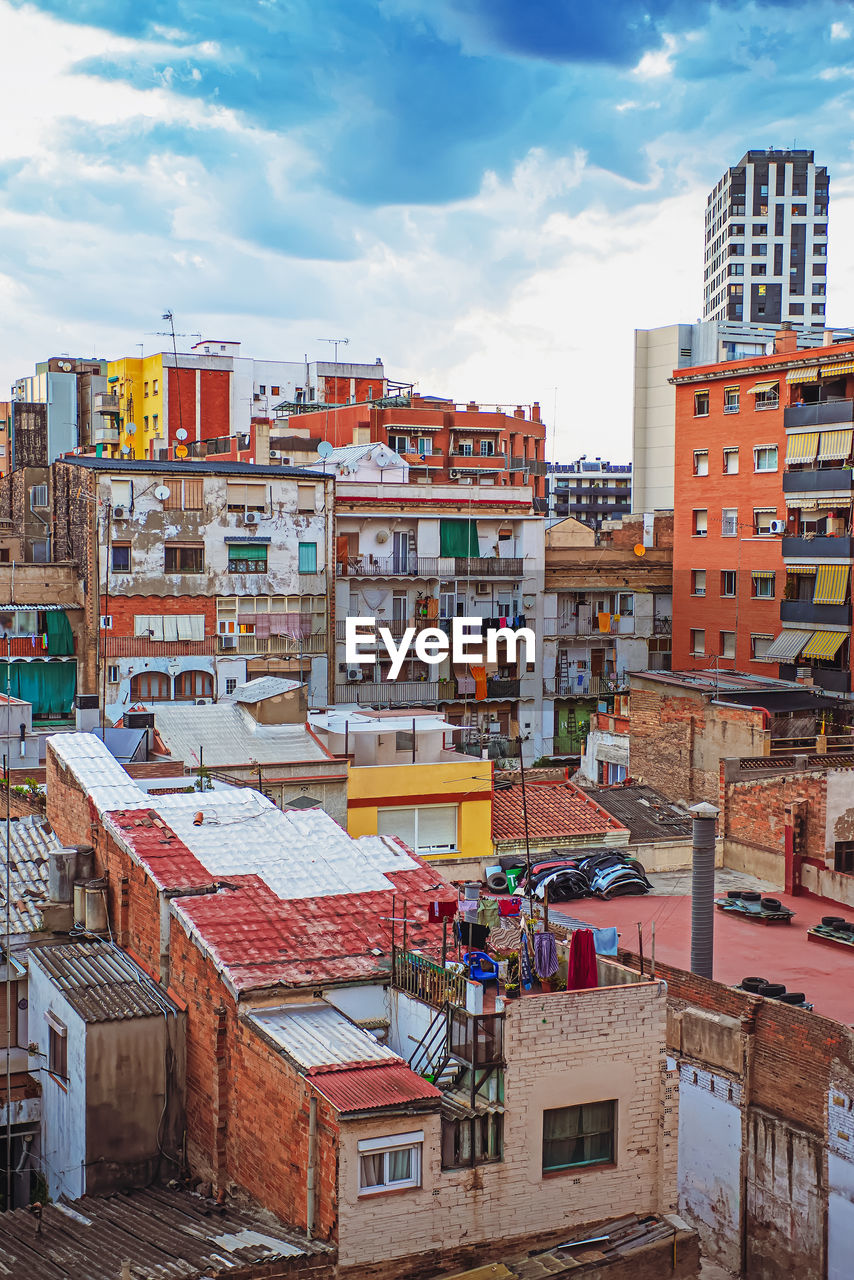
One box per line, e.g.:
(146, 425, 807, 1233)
(48, 1017, 67, 1082)
(162, 477, 203, 510)
(389, 435, 409, 454)
(693, 509, 708, 537)
(259, 385, 266, 395)
(358, 1132, 423, 1195)
(377, 804, 457, 853)
(153, 379, 159, 395)
(723, 389, 740, 415)
(790, 304, 805, 316)
(753, 509, 777, 536)
(754, 382, 779, 411)
(834, 841, 854, 875)
(751, 634, 772, 660)
(175, 670, 214, 701)
(691, 570, 707, 596)
(813, 283, 826, 297)
(143, 415, 149, 430)
(812, 304, 826, 316)
(417, 437, 431, 455)
(225, 677, 237, 695)
(152, 414, 159, 433)
(723, 447, 739, 473)
(694, 390, 710, 417)
(618, 592, 633, 616)
(721, 508, 738, 537)
(720, 631, 736, 659)
(297, 484, 316, 513)
(271, 386, 280, 397)
(693, 450, 709, 476)
(442, 1114, 503, 1169)
(130, 672, 171, 701)
(134, 615, 205, 641)
(479, 439, 495, 456)
(111, 544, 131, 573)
(542, 1102, 615, 1174)
(107, 664, 119, 683)
(721, 570, 737, 597)
(751, 264, 767, 276)
(754, 445, 778, 472)
(165, 544, 204, 573)
(111, 479, 132, 508)
(30, 484, 48, 509)
(691, 629, 705, 656)
(752, 244, 768, 256)
(458, 441, 473, 456)
(752, 572, 775, 599)
(143, 381, 149, 397)
(228, 544, 268, 574)
(226, 482, 267, 513)
(298, 542, 318, 574)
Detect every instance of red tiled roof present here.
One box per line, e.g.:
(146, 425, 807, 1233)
(491, 779, 629, 843)
(310, 1061, 442, 1114)
(108, 810, 212, 890)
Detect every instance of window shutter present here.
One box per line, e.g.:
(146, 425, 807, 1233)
(377, 809, 417, 849)
(416, 805, 457, 851)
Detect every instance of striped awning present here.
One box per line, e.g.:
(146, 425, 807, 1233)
(822, 360, 854, 377)
(762, 630, 810, 662)
(817, 496, 845, 508)
(801, 630, 848, 660)
(787, 366, 819, 383)
(785, 432, 819, 464)
(785, 497, 818, 509)
(814, 564, 850, 605)
(817, 428, 854, 462)
(746, 380, 779, 394)
(752, 570, 775, 579)
(785, 563, 816, 575)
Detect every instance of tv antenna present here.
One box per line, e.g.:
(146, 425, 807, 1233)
(318, 337, 350, 363)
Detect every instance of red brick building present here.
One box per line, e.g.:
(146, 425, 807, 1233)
(284, 394, 548, 503)
(672, 328, 854, 688)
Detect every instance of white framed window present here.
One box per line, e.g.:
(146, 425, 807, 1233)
(377, 804, 457, 853)
(723, 447, 739, 474)
(721, 508, 738, 538)
(693, 509, 708, 537)
(691, 570, 707, 597)
(691, 629, 705, 656)
(720, 631, 736, 659)
(694, 390, 710, 417)
(751, 634, 773, 660)
(479, 439, 495, 457)
(723, 388, 740, 414)
(721, 570, 736, 597)
(693, 450, 709, 477)
(751, 573, 775, 599)
(754, 445, 778, 472)
(110, 479, 132, 508)
(225, 677, 237, 694)
(753, 508, 777, 536)
(358, 1131, 423, 1195)
(134, 615, 205, 641)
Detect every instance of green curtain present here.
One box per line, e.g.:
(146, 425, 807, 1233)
(440, 519, 479, 557)
(0, 661, 77, 718)
(45, 610, 74, 656)
(228, 544, 267, 562)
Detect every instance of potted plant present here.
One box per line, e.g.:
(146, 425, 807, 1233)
(504, 982, 520, 1000)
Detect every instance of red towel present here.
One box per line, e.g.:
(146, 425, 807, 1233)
(567, 929, 598, 990)
(428, 900, 457, 922)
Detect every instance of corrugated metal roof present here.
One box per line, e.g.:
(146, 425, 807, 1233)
(0, 1185, 322, 1279)
(63, 456, 327, 478)
(584, 785, 693, 844)
(28, 939, 178, 1022)
(152, 705, 331, 768)
(47, 732, 149, 817)
(310, 1062, 442, 1114)
(0, 817, 61, 937)
(225, 676, 301, 704)
(249, 1003, 398, 1071)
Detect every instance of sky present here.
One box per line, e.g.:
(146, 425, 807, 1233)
(2, 0, 854, 459)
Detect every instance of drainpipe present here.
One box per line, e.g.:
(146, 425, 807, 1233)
(689, 802, 719, 979)
(307, 1094, 318, 1238)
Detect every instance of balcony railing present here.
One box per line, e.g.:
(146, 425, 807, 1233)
(544, 675, 629, 698)
(783, 469, 854, 494)
(393, 950, 466, 1009)
(105, 635, 217, 657)
(453, 557, 522, 576)
(437, 676, 520, 700)
(653, 615, 672, 635)
(784, 399, 854, 430)
(334, 681, 440, 706)
(780, 600, 852, 627)
(449, 454, 507, 468)
(219, 632, 327, 656)
(336, 556, 440, 578)
(782, 535, 854, 559)
(94, 393, 120, 413)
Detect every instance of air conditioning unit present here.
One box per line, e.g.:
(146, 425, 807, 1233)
(112, 506, 128, 520)
(476, 583, 490, 595)
(347, 667, 364, 681)
(196, 698, 213, 705)
(269, 450, 281, 459)
(220, 635, 237, 650)
(449, 469, 459, 479)
(243, 511, 261, 525)
(769, 519, 786, 535)
(797, 667, 811, 679)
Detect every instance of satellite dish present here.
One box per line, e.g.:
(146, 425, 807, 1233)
(120, 445, 131, 455)
(154, 485, 171, 501)
(633, 544, 646, 557)
(175, 445, 189, 459)
(376, 453, 390, 468)
(375, 528, 390, 544)
(175, 428, 188, 441)
(316, 441, 333, 458)
(125, 422, 136, 436)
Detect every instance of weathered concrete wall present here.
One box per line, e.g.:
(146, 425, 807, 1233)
(746, 1109, 824, 1280)
(677, 1065, 742, 1273)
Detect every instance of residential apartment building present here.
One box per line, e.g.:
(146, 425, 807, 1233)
(0, 401, 9, 477)
(44, 457, 334, 721)
(546, 458, 631, 529)
(283, 393, 547, 504)
(541, 511, 673, 759)
(105, 342, 392, 461)
(11, 356, 112, 464)
(330, 448, 546, 762)
(703, 148, 829, 328)
(671, 327, 854, 688)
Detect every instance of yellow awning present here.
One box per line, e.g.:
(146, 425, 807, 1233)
(817, 496, 846, 508)
(746, 380, 779, 394)
(787, 366, 819, 383)
(786, 563, 816, 574)
(814, 564, 850, 605)
(785, 496, 819, 509)
(801, 630, 848, 659)
(821, 360, 854, 378)
(817, 428, 854, 461)
(752, 570, 775, 579)
(785, 432, 819, 464)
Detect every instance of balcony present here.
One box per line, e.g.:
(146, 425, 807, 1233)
(449, 454, 507, 470)
(401, 449, 444, 468)
(810, 667, 852, 694)
(92, 424, 119, 443)
(783, 469, 854, 494)
(437, 676, 520, 700)
(334, 680, 440, 706)
(336, 556, 440, 578)
(544, 675, 629, 698)
(510, 455, 529, 470)
(94, 393, 120, 413)
(219, 632, 328, 656)
(653, 615, 673, 635)
(780, 600, 852, 627)
(453, 556, 522, 577)
(782, 535, 854, 559)
(784, 399, 854, 430)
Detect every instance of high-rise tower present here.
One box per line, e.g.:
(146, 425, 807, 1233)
(703, 149, 829, 329)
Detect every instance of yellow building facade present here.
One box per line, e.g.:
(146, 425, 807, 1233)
(106, 353, 166, 459)
(346, 757, 493, 867)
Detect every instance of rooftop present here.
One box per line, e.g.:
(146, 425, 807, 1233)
(310, 1061, 441, 1115)
(28, 939, 179, 1022)
(492, 779, 629, 845)
(632, 668, 844, 712)
(0, 1185, 324, 1280)
(0, 816, 61, 938)
(59, 456, 326, 478)
(584, 785, 693, 845)
(248, 1002, 399, 1072)
(152, 704, 335, 769)
(223, 675, 302, 704)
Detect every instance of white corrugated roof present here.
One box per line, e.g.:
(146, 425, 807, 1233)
(249, 1004, 397, 1070)
(47, 732, 148, 817)
(153, 704, 332, 767)
(224, 676, 301, 704)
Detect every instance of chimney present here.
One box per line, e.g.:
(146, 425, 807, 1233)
(531, 402, 541, 422)
(689, 802, 719, 979)
(514, 405, 525, 419)
(467, 401, 478, 412)
(774, 323, 798, 355)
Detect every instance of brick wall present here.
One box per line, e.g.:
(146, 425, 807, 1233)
(720, 765, 827, 876)
(45, 741, 98, 847)
(100, 594, 217, 636)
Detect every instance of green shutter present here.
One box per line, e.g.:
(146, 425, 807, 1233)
(440, 519, 479, 557)
(45, 610, 74, 656)
(299, 543, 317, 573)
(0, 661, 76, 718)
(228, 544, 267, 563)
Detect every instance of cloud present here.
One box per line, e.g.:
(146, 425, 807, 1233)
(831, 21, 850, 40)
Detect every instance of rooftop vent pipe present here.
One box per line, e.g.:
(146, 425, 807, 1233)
(689, 802, 719, 979)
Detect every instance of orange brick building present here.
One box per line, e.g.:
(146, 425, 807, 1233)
(672, 328, 854, 689)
